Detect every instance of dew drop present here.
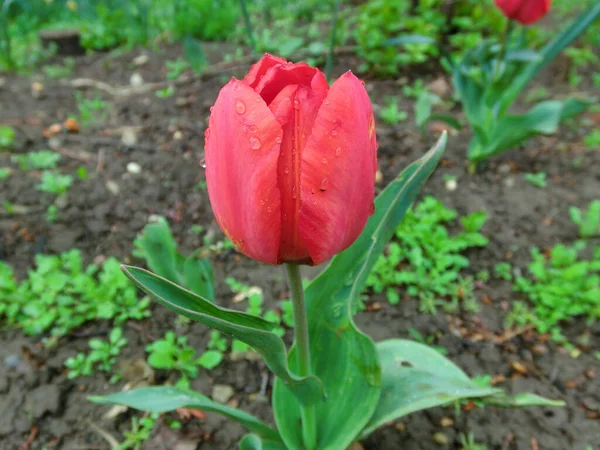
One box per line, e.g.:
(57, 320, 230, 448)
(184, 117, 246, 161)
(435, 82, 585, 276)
(250, 137, 262, 150)
(200, 158, 206, 169)
(241, 125, 248, 132)
(369, 202, 376, 215)
(292, 185, 297, 199)
(331, 130, 337, 136)
(260, 199, 265, 205)
(235, 100, 246, 114)
(320, 177, 329, 191)
(321, 157, 328, 164)
(250, 125, 257, 132)
(311, 188, 315, 194)
(204, 128, 211, 138)
(267, 206, 272, 213)
(255, 97, 261, 103)
(324, 99, 330, 105)
(335, 146, 342, 157)
(301, 133, 306, 139)
(210, 106, 214, 112)
(275, 136, 282, 144)
(284, 166, 290, 174)
(293, 98, 300, 110)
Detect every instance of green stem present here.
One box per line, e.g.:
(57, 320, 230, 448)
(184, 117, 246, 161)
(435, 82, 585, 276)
(238, 0, 256, 53)
(325, 0, 341, 81)
(285, 263, 316, 450)
(493, 20, 514, 82)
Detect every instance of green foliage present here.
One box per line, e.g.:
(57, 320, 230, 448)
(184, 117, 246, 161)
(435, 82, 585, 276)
(0, 249, 150, 337)
(379, 97, 408, 125)
(155, 85, 175, 98)
(584, 130, 600, 149)
(508, 242, 600, 343)
(75, 92, 111, 128)
(114, 413, 159, 450)
(65, 327, 127, 381)
(0, 125, 16, 149)
(46, 204, 59, 223)
(524, 172, 547, 188)
(12, 150, 61, 171)
(36, 171, 72, 195)
(172, 0, 238, 41)
(365, 196, 488, 313)
(146, 330, 223, 380)
(407, 328, 447, 355)
(165, 58, 188, 80)
(42, 57, 74, 78)
(0, 167, 11, 179)
(459, 432, 488, 450)
(133, 216, 215, 301)
(494, 262, 513, 280)
(570, 200, 600, 238)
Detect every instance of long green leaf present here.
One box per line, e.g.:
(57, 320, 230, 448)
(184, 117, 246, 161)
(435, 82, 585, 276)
(121, 266, 324, 406)
(360, 340, 501, 438)
(499, 4, 600, 115)
(272, 134, 447, 450)
(239, 434, 288, 450)
(90, 387, 281, 442)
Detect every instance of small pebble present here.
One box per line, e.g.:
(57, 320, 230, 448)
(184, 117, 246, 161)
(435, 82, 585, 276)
(173, 130, 183, 141)
(133, 54, 150, 66)
(4, 354, 21, 368)
(212, 384, 235, 404)
(130, 72, 144, 87)
(106, 180, 120, 195)
(127, 162, 141, 175)
(121, 127, 138, 146)
(445, 179, 457, 191)
(433, 432, 449, 445)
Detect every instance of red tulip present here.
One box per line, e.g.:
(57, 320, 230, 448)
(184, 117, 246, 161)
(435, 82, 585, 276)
(204, 54, 377, 265)
(495, 0, 551, 25)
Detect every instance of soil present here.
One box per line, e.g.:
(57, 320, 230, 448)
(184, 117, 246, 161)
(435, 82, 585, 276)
(1, 43, 599, 450)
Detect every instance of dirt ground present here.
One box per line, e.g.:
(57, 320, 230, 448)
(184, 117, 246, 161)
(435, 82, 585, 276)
(1, 44, 599, 449)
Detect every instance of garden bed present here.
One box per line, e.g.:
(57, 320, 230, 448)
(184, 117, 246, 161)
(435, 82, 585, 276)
(1, 45, 599, 449)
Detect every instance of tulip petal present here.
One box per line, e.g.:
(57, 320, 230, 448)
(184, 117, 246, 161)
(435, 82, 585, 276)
(243, 54, 287, 89)
(205, 78, 283, 264)
(298, 72, 377, 265)
(255, 63, 324, 105)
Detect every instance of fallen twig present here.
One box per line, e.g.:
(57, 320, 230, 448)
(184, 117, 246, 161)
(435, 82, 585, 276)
(87, 421, 119, 448)
(18, 425, 38, 450)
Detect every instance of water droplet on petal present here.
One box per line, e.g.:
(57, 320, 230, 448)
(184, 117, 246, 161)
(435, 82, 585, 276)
(241, 125, 248, 132)
(324, 99, 330, 105)
(331, 130, 337, 136)
(301, 133, 306, 139)
(267, 206, 272, 213)
(200, 159, 206, 169)
(250, 137, 262, 150)
(260, 199, 265, 205)
(321, 157, 328, 164)
(275, 136, 282, 144)
(204, 128, 211, 138)
(320, 177, 329, 191)
(369, 202, 376, 215)
(255, 97, 261, 103)
(292, 186, 297, 199)
(210, 106, 214, 112)
(249, 125, 257, 132)
(293, 98, 300, 110)
(335, 147, 342, 157)
(235, 100, 246, 114)
(284, 166, 289, 174)
(311, 188, 315, 194)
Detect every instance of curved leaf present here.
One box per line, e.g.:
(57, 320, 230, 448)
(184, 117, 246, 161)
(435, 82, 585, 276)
(240, 434, 289, 450)
(90, 387, 281, 442)
(272, 134, 447, 450)
(121, 266, 324, 406)
(360, 339, 501, 438)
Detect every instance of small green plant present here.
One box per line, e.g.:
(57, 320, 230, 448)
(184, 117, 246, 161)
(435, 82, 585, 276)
(584, 130, 600, 149)
(459, 432, 488, 450)
(165, 58, 188, 80)
(570, 200, 600, 238)
(65, 327, 127, 382)
(494, 262, 513, 280)
(115, 414, 158, 450)
(0, 125, 15, 150)
(46, 204, 59, 223)
(42, 58, 75, 79)
(0, 250, 150, 337)
(146, 331, 223, 382)
(75, 92, 111, 128)
(76, 166, 88, 180)
(507, 242, 600, 344)
(155, 85, 175, 98)
(379, 97, 407, 125)
(365, 196, 488, 313)
(36, 171, 72, 195)
(0, 167, 10, 179)
(524, 172, 547, 188)
(12, 150, 61, 171)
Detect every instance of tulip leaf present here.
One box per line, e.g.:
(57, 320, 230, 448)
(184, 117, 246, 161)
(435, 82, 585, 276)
(360, 339, 563, 439)
(90, 387, 282, 442)
(120, 266, 325, 406)
(239, 434, 289, 450)
(272, 134, 447, 450)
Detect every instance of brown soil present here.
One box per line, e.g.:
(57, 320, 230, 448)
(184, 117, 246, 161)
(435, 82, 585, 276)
(1, 44, 599, 449)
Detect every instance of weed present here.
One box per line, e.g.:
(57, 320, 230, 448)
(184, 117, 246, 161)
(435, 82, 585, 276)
(46, 204, 59, 223)
(507, 242, 600, 344)
(166, 58, 188, 80)
(42, 57, 74, 78)
(365, 196, 488, 313)
(584, 130, 600, 149)
(75, 92, 111, 128)
(570, 201, 600, 238)
(524, 172, 547, 188)
(76, 166, 88, 180)
(36, 171, 72, 195)
(380, 97, 408, 125)
(459, 432, 488, 450)
(146, 331, 223, 382)
(0, 167, 10, 179)
(493, 262, 513, 280)
(65, 327, 127, 382)
(12, 150, 61, 171)
(155, 85, 175, 98)
(408, 328, 447, 355)
(0, 125, 15, 149)
(115, 414, 158, 450)
(0, 250, 150, 337)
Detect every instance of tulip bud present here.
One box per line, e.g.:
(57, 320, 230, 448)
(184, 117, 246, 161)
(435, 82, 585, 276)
(494, 0, 551, 25)
(204, 54, 378, 265)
